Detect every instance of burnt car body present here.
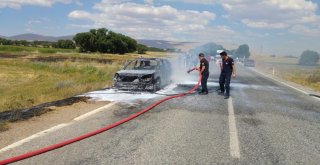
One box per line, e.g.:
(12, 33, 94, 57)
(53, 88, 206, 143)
(113, 58, 171, 91)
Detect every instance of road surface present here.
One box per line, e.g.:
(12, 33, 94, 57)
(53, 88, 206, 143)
(1, 63, 320, 165)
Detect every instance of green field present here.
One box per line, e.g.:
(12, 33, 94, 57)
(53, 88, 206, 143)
(0, 45, 76, 54)
(252, 55, 320, 92)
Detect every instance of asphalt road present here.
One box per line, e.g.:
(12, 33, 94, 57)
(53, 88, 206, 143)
(1, 62, 320, 165)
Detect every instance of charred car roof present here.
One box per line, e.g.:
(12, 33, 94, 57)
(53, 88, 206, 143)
(116, 70, 155, 76)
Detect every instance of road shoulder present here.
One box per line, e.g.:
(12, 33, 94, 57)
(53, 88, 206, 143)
(0, 101, 110, 149)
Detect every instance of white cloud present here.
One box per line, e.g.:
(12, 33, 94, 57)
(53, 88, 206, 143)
(68, 0, 217, 41)
(144, 0, 153, 5)
(245, 31, 270, 38)
(24, 17, 51, 33)
(179, 0, 320, 36)
(182, 25, 237, 42)
(220, 0, 319, 28)
(289, 24, 320, 36)
(68, 11, 93, 20)
(0, 0, 75, 9)
(267, 0, 317, 10)
(177, 0, 215, 5)
(174, 0, 320, 54)
(27, 20, 42, 24)
(241, 19, 289, 29)
(25, 28, 32, 32)
(75, 0, 83, 6)
(230, 0, 320, 37)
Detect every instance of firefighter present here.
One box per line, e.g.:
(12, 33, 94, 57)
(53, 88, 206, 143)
(218, 51, 236, 99)
(198, 53, 209, 95)
(187, 53, 209, 95)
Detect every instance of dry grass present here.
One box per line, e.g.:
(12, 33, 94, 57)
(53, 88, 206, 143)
(0, 59, 123, 113)
(35, 52, 167, 60)
(252, 55, 299, 64)
(252, 55, 320, 92)
(284, 69, 320, 91)
(0, 45, 169, 59)
(0, 45, 76, 54)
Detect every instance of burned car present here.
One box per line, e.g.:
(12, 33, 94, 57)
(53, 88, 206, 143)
(113, 58, 172, 92)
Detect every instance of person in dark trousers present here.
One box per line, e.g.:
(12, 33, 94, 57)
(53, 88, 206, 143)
(198, 53, 209, 95)
(219, 51, 236, 99)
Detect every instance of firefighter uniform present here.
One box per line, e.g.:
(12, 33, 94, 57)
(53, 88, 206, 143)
(200, 58, 209, 94)
(219, 57, 234, 97)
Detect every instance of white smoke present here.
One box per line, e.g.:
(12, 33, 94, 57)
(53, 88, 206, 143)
(168, 54, 200, 85)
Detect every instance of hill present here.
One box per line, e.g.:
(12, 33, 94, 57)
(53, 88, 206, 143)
(1, 33, 73, 42)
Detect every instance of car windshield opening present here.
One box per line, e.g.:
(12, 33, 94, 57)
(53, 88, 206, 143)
(125, 60, 158, 70)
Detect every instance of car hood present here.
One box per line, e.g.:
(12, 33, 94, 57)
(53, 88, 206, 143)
(116, 70, 156, 77)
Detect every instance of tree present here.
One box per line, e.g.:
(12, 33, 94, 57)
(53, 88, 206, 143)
(147, 47, 165, 52)
(74, 28, 138, 54)
(137, 44, 148, 54)
(32, 40, 43, 47)
(0, 38, 5, 45)
(96, 28, 109, 53)
(0, 38, 13, 45)
(235, 44, 250, 58)
(120, 35, 137, 53)
(96, 28, 108, 40)
(111, 37, 128, 54)
(54, 40, 75, 49)
(73, 32, 97, 52)
(228, 49, 237, 56)
(298, 50, 319, 66)
(19, 40, 28, 46)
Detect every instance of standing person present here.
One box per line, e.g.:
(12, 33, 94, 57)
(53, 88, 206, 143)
(198, 53, 209, 95)
(218, 51, 236, 99)
(187, 53, 209, 95)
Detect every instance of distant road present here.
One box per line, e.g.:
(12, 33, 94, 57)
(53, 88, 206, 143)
(1, 63, 320, 164)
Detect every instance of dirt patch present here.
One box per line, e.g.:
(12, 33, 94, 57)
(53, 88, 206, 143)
(0, 101, 110, 148)
(0, 96, 89, 122)
(0, 122, 9, 132)
(0, 54, 115, 64)
(29, 56, 114, 64)
(0, 53, 28, 58)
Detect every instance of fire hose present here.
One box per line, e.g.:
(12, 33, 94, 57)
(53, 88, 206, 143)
(0, 70, 202, 165)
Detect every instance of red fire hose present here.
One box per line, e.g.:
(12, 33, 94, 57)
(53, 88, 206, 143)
(0, 72, 202, 165)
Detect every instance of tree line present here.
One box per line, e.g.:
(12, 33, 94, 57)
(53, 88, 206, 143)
(228, 44, 250, 58)
(0, 37, 75, 49)
(0, 28, 163, 54)
(192, 42, 251, 59)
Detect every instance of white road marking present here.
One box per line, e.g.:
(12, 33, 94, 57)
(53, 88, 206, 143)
(0, 102, 116, 154)
(73, 102, 116, 121)
(228, 97, 241, 158)
(0, 123, 69, 154)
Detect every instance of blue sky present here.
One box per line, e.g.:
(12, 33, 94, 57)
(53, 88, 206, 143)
(0, 0, 320, 55)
